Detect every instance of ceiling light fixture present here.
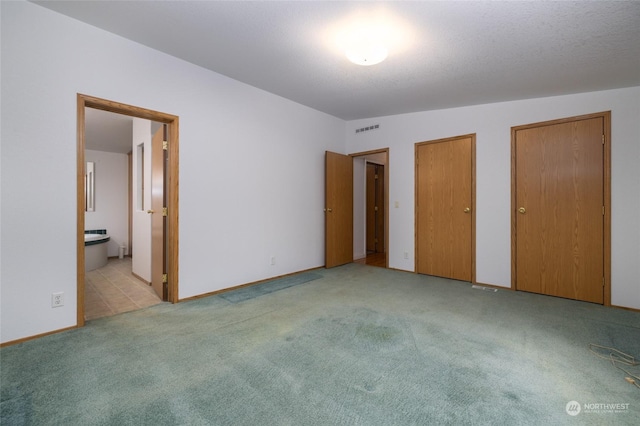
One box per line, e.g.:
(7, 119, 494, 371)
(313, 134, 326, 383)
(344, 24, 389, 66)
(346, 43, 388, 66)
(325, 9, 414, 67)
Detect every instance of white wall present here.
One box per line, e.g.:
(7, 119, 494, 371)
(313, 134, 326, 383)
(346, 87, 640, 310)
(84, 150, 128, 258)
(0, 1, 345, 343)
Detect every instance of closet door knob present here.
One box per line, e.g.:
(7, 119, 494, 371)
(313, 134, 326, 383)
(463, 207, 471, 213)
(518, 207, 526, 214)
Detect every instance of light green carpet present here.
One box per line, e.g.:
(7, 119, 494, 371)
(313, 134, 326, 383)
(2, 264, 639, 425)
(217, 271, 323, 303)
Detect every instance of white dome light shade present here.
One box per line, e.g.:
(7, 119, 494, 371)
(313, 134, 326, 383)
(343, 23, 390, 66)
(324, 9, 414, 67)
(346, 44, 388, 66)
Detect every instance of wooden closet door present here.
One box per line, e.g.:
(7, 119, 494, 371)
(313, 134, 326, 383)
(416, 136, 473, 281)
(514, 117, 604, 303)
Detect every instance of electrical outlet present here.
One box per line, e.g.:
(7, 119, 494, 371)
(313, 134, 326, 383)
(51, 292, 64, 308)
(270, 256, 276, 266)
(404, 251, 409, 259)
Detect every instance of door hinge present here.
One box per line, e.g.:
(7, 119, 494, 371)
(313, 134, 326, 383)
(162, 273, 168, 283)
(374, 206, 378, 211)
(602, 206, 605, 215)
(375, 174, 379, 179)
(602, 277, 605, 287)
(162, 140, 168, 151)
(602, 135, 605, 145)
(163, 207, 168, 217)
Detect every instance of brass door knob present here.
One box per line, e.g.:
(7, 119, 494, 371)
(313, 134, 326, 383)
(518, 207, 526, 214)
(463, 207, 471, 213)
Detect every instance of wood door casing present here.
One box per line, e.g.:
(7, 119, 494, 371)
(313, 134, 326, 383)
(77, 94, 179, 327)
(416, 135, 474, 282)
(325, 151, 353, 268)
(513, 115, 607, 303)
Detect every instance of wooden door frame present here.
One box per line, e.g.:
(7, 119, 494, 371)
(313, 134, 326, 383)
(414, 135, 476, 282)
(350, 148, 390, 268)
(77, 94, 180, 327)
(510, 111, 611, 305)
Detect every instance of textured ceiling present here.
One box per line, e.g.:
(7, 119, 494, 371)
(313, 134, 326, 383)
(34, 0, 640, 121)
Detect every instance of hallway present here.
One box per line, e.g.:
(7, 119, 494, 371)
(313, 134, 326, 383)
(354, 252, 387, 268)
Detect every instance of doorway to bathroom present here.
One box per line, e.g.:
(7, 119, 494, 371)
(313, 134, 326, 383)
(76, 94, 180, 327)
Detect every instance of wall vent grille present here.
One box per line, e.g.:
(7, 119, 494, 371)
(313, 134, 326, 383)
(355, 124, 380, 134)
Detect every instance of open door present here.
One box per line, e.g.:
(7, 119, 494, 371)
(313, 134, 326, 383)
(150, 125, 166, 300)
(132, 119, 152, 285)
(325, 151, 353, 268)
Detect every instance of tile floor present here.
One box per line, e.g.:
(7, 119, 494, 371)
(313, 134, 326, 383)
(85, 257, 162, 321)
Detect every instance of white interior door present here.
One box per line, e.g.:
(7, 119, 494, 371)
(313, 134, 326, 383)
(150, 125, 165, 300)
(132, 118, 152, 282)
